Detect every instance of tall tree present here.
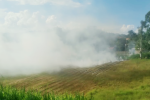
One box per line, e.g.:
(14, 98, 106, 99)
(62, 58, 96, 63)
(127, 11, 150, 58)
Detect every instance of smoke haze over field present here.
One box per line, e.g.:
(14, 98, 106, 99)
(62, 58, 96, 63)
(0, 0, 142, 76)
(0, 10, 119, 76)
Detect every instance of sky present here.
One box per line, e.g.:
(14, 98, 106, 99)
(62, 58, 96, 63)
(0, 0, 150, 75)
(0, 0, 150, 33)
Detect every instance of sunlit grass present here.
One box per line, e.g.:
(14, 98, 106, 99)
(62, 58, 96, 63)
(0, 84, 89, 100)
(86, 59, 150, 100)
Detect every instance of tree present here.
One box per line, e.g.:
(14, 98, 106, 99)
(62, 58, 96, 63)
(140, 11, 150, 52)
(128, 30, 138, 41)
(126, 11, 150, 58)
(145, 11, 150, 28)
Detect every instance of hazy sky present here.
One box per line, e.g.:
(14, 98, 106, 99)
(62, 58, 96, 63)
(0, 0, 150, 33)
(0, 0, 149, 75)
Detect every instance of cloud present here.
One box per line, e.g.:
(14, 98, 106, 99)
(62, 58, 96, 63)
(3, 10, 46, 28)
(7, 0, 81, 7)
(0, 10, 117, 76)
(46, 15, 56, 23)
(120, 24, 135, 33)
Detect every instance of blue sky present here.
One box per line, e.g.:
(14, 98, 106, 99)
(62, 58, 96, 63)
(94, 0, 150, 26)
(0, 0, 150, 31)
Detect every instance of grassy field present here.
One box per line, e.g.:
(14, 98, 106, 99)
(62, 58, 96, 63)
(1, 59, 150, 100)
(87, 59, 150, 100)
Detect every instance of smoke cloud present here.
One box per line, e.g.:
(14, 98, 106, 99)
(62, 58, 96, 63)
(0, 10, 117, 76)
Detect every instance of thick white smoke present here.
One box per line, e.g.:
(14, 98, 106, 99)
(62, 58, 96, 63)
(0, 10, 117, 76)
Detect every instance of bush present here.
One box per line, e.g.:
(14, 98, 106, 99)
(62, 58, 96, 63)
(128, 54, 140, 59)
(142, 52, 150, 59)
(129, 52, 150, 59)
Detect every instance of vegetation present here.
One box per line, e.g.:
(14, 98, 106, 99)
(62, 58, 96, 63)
(1, 60, 150, 100)
(126, 11, 150, 58)
(129, 52, 150, 59)
(0, 84, 88, 100)
(87, 59, 150, 100)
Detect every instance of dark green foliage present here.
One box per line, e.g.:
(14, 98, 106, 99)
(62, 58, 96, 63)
(129, 52, 150, 59)
(128, 54, 140, 59)
(142, 52, 150, 59)
(145, 11, 150, 28)
(128, 30, 138, 41)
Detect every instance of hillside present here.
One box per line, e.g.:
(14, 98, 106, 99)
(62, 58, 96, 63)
(1, 59, 150, 100)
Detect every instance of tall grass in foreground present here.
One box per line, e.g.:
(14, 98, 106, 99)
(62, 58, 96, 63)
(0, 85, 89, 100)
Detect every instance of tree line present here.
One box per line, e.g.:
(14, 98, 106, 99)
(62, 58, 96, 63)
(113, 11, 150, 53)
(128, 11, 150, 53)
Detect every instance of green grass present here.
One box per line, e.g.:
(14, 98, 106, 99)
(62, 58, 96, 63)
(0, 84, 89, 100)
(87, 85, 150, 100)
(86, 59, 150, 100)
